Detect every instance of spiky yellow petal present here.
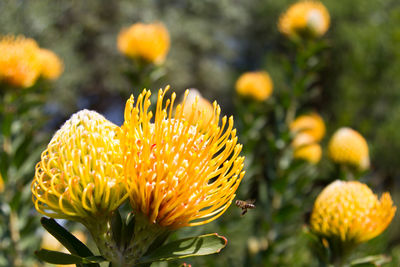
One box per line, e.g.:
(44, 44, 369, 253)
(121, 87, 245, 229)
(117, 22, 170, 64)
(290, 113, 325, 142)
(328, 127, 370, 170)
(278, 1, 330, 38)
(31, 110, 127, 221)
(311, 180, 396, 243)
(235, 71, 273, 101)
(0, 35, 42, 88)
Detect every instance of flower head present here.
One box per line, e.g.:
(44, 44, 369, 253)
(235, 71, 273, 101)
(121, 88, 245, 229)
(181, 89, 215, 132)
(290, 113, 325, 142)
(328, 127, 369, 170)
(38, 48, 64, 80)
(0, 35, 42, 88)
(310, 180, 396, 244)
(293, 143, 322, 164)
(31, 110, 127, 222)
(278, 1, 330, 38)
(117, 22, 170, 64)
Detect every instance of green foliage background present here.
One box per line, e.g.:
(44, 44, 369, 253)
(1, 0, 400, 266)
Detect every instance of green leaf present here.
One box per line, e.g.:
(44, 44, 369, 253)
(40, 217, 99, 267)
(137, 233, 227, 264)
(35, 249, 105, 265)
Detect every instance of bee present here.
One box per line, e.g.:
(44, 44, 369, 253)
(235, 199, 256, 216)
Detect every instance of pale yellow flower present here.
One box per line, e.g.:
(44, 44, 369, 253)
(121, 88, 245, 229)
(31, 110, 127, 222)
(311, 180, 396, 243)
(235, 71, 273, 101)
(278, 1, 330, 38)
(38, 48, 64, 80)
(0, 35, 42, 88)
(117, 22, 170, 64)
(290, 113, 325, 142)
(328, 127, 369, 170)
(181, 89, 215, 132)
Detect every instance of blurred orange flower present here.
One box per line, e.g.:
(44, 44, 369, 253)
(0, 35, 63, 88)
(117, 22, 170, 64)
(235, 71, 273, 101)
(279, 1, 330, 38)
(38, 48, 64, 80)
(290, 113, 325, 142)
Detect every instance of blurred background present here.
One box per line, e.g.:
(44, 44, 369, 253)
(1, 0, 400, 266)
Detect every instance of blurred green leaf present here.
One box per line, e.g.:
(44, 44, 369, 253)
(35, 249, 105, 265)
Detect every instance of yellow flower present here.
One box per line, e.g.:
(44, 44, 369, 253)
(290, 113, 325, 142)
(38, 48, 64, 80)
(0, 35, 42, 88)
(310, 180, 396, 244)
(235, 71, 273, 101)
(293, 143, 322, 164)
(31, 110, 127, 222)
(117, 22, 170, 64)
(121, 88, 245, 229)
(328, 127, 370, 170)
(0, 172, 4, 193)
(278, 1, 330, 38)
(181, 89, 215, 132)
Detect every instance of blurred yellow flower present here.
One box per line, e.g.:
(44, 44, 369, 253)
(117, 22, 170, 64)
(121, 88, 245, 229)
(41, 230, 87, 267)
(31, 110, 127, 222)
(328, 127, 370, 170)
(278, 1, 330, 38)
(310, 180, 396, 244)
(290, 113, 325, 142)
(0, 35, 42, 88)
(0, 172, 4, 193)
(293, 143, 322, 164)
(235, 71, 273, 101)
(38, 48, 64, 80)
(181, 89, 215, 132)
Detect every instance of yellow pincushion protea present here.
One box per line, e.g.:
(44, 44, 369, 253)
(38, 48, 64, 80)
(235, 71, 273, 101)
(311, 180, 396, 244)
(290, 113, 325, 142)
(0, 35, 42, 88)
(328, 127, 370, 170)
(121, 88, 245, 229)
(31, 110, 127, 222)
(293, 143, 322, 164)
(278, 1, 330, 38)
(181, 89, 215, 131)
(117, 22, 170, 64)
